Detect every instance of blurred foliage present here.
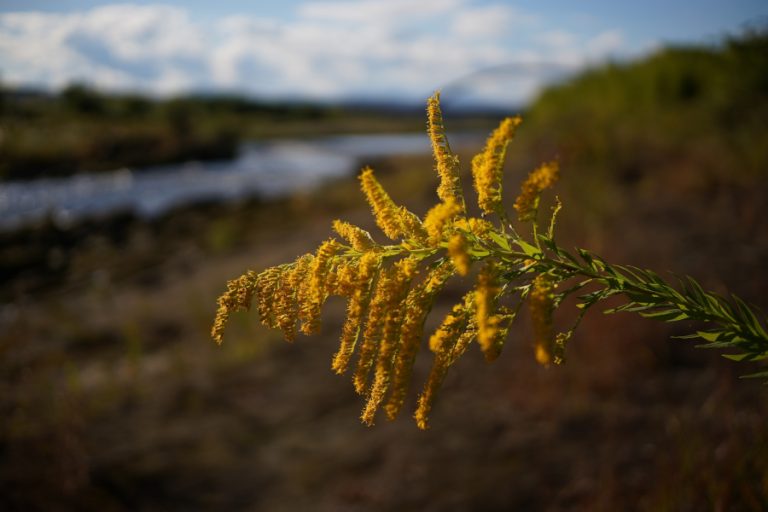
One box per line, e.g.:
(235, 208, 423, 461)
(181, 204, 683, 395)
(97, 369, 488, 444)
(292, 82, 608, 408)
(0, 84, 432, 180)
(526, 29, 768, 188)
(516, 29, 768, 310)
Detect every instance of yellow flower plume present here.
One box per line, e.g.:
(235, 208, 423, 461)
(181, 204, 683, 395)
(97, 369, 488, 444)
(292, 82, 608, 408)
(212, 92, 582, 430)
(427, 91, 465, 212)
(514, 160, 559, 222)
(472, 116, 522, 215)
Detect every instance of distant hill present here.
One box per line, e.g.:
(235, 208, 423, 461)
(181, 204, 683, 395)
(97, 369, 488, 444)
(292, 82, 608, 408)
(524, 28, 768, 184)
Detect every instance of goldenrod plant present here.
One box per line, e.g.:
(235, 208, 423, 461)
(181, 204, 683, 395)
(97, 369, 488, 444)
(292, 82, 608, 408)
(212, 92, 768, 430)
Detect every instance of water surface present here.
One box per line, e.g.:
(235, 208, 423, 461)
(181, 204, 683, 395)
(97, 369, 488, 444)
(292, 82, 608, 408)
(0, 132, 483, 231)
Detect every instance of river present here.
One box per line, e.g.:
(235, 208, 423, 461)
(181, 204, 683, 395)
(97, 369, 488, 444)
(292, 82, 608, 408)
(0, 132, 484, 231)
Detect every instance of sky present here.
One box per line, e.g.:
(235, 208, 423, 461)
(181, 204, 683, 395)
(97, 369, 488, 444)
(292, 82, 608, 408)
(0, 0, 765, 106)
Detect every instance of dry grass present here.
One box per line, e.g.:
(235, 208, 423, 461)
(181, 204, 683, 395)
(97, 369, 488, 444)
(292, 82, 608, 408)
(1, 142, 766, 510)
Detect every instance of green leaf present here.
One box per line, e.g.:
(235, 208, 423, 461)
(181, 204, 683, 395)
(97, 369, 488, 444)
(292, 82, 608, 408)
(682, 276, 708, 308)
(615, 265, 643, 283)
(604, 302, 654, 314)
(488, 231, 511, 251)
(515, 239, 540, 257)
(732, 295, 768, 338)
(739, 370, 768, 380)
(696, 330, 721, 342)
(672, 333, 703, 340)
(724, 351, 768, 362)
(577, 249, 594, 267)
(722, 353, 752, 361)
(467, 248, 490, 257)
(696, 341, 740, 349)
(561, 249, 581, 266)
(639, 309, 689, 321)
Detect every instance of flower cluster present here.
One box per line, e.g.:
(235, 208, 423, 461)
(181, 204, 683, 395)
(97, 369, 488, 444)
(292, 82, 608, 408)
(212, 92, 564, 428)
(213, 92, 768, 428)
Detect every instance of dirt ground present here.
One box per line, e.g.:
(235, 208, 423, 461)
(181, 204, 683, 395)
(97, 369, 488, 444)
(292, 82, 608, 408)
(1, 152, 767, 511)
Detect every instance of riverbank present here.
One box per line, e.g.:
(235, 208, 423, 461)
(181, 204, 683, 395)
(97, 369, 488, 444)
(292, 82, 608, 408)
(0, 150, 430, 302)
(0, 131, 488, 232)
(0, 86, 500, 181)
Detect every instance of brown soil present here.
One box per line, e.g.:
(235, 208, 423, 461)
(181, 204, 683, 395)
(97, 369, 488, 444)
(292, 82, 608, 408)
(1, 151, 767, 511)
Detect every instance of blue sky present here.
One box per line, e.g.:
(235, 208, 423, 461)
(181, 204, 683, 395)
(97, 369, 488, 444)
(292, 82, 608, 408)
(0, 1, 765, 106)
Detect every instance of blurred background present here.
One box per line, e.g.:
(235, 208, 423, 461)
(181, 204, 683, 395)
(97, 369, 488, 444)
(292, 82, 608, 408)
(1, 1, 768, 510)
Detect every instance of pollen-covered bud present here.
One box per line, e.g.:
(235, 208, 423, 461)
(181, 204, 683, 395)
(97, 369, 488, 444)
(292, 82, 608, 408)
(530, 274, 556, 366)
(467, 217, 494, 237)
(331, 258, 360, 297)
(359, 167, 405, 240)
(475, 262, 505, 361)
(398, 207, 429, 243)
(361, 257, 418, 426)
(415, 292, 476, 430)
(211, 269, 259, 345)
(332, 220, 377, 252)
(513, 160, 559, 222)
(428, 304, 468, 354)
(274, 254, 313, 341)
(299, 239, 339, 335)
(472, 116, 522, 215)
(332, 252, 381, 374)
(427, 91, 465, 212)
(255, 266, 286, 329)
(447, 233, 471, 276)
(384, 261, 455, 420)
(353, 265, 393, 395)
(424, 198, 462, 246)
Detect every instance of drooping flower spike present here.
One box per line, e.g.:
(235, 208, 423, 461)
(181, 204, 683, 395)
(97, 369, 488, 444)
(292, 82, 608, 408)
(213, 93, 768, 429)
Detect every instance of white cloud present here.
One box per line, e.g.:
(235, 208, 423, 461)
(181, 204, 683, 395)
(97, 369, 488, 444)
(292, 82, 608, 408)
(297, 0, 462, 25)
(451, 5, 535, 38)
(535, 30, 577, 49)
(0, 5, 204, 93)
(587, 29, 624, 55)
(0, 1, 626, 105)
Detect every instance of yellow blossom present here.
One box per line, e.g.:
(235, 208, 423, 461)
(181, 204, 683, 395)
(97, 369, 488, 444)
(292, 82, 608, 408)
(359, 167, 405, 239)
(475, 262, 504, 361)
(423, 197, 461, 245)
(210, 94, 585, 431)
(414, 354, 449, 430)
(361, 257, 417, 425)
(211, 269, 259, 345)
(332, 252, 381, 374)
(331, 258, 361, 297)
(471, 116, 522, 215)
(467, 218, 494, 237)
(428, 303, 468, 353)
(427, 91, 465, 212)
(384, 261, 454, 420)
(332, 220, 376, 252)
(275, 254, 313, 341)
(450, 322, 477, 364)
(398, 207, 429, 243)
(447, 233, 471, 276)
(255, 266, 287, 329)
(299, 239, 339, 335)
(530, 274, 555, 366)
(415, 293, 476, 430)
(513, 160, 559, 222)
(353, 266, 392, 394)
